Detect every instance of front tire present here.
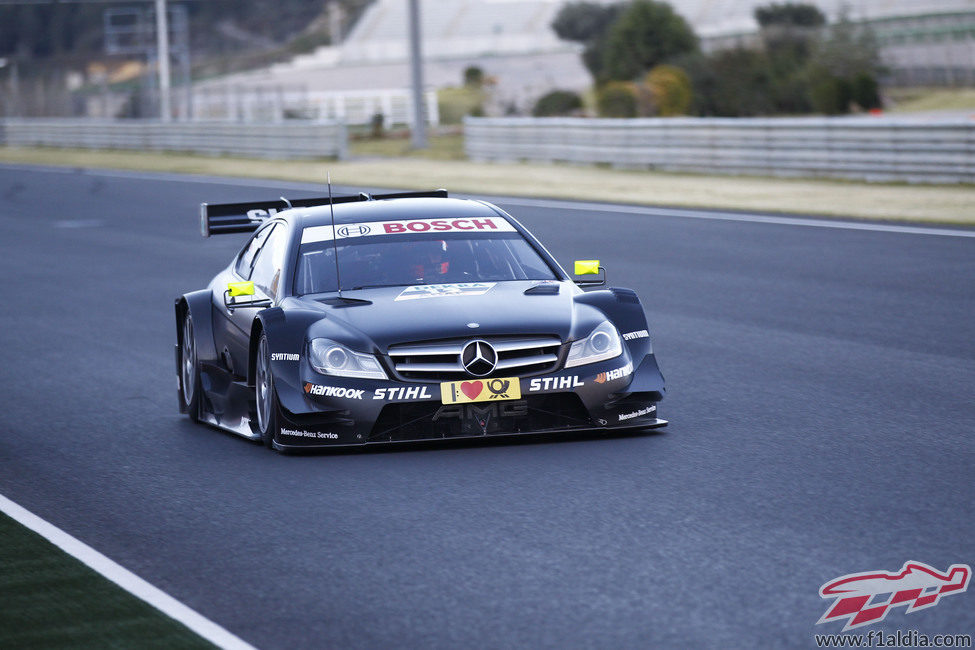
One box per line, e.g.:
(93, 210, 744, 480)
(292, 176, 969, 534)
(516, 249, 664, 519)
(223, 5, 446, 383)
(179, 313, 201, 422)
(256, 335, 281, 449)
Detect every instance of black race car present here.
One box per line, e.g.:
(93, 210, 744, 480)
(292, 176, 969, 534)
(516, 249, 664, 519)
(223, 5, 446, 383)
(176, 189, 666, 451)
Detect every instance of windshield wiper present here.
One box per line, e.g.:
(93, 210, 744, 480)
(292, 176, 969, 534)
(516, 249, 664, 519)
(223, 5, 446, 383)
(349, 282, 429, 290)
(318, 294, 372, 306)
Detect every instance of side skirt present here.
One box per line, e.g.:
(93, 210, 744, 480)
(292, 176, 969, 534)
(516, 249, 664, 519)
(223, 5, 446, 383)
(199, 411, 262, 441)
(198, 365, 262, 441)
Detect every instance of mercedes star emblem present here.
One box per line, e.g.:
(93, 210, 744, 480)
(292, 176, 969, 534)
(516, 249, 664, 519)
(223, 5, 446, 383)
(461, 340, 497, 377)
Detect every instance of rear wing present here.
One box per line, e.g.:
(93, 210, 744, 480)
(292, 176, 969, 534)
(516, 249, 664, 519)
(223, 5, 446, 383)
(199, 189, 449, 237)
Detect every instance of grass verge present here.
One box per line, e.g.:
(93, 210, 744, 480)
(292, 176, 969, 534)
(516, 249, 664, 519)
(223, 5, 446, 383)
(349, 133, 465, 160)
(0, 511, 213, 649)
(887, 87, 975, 113)
(1, 145, 972, 224)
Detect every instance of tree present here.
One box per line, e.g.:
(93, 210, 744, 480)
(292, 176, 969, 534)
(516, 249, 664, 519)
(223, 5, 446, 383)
(807, 10, 883, 113)
(601, 0, 698, 82)
(463, 66, 484, 87)
(812, 10, 881, 80)
(755, 3, 827, 28)
(551, 2, 625, 81)
(755, 2, 825, 73)
(750, 2, 824, 114)
(552, 1, 623, 43)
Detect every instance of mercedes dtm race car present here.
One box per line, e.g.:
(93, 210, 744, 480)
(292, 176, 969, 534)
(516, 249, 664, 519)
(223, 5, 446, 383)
(175, 189, 666, 451)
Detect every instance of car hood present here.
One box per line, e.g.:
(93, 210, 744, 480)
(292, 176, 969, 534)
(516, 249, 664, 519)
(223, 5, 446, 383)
(293, 281, 594, 351)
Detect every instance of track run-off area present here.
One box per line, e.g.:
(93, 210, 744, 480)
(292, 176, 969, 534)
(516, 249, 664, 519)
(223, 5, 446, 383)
(0, 164, 973, 648)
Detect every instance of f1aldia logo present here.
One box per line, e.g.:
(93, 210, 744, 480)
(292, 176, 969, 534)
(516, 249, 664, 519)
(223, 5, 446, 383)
(817, 561, 970, 631)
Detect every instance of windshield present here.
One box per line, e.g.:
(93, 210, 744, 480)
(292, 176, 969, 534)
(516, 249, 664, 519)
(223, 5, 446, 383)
(294, 230, 558, 295)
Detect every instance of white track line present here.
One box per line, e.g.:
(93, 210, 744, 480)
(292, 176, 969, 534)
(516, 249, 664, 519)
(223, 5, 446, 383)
(2, 162, 974, 238)
(493, 197, 975, 238)
(0, 493, 257, 650)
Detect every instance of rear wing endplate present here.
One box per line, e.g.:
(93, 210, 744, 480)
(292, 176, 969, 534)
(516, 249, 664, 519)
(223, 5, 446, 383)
(199, 189, 449, 237)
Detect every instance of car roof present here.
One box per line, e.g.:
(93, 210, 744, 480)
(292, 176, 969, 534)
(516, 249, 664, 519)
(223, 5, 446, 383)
(293, 197, 503, 229)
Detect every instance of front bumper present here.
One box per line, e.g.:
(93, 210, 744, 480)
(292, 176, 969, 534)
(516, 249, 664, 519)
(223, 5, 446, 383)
(271, 351, 666, 450)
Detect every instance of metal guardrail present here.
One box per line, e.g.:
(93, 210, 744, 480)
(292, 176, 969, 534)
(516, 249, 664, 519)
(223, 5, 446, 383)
(0, 119, 348, 160)
(464, 116, 975, 184)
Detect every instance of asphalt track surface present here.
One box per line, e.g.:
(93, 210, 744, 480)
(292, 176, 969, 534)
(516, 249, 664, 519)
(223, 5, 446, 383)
(1, 164, 973, 648)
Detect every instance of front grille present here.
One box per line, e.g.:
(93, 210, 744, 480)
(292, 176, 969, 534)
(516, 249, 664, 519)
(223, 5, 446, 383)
(369, 394, 591, 443)
(387, 335, 562, 381)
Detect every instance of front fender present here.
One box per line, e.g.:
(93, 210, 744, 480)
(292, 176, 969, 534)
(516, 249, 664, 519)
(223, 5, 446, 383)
(176, 290, 219, 365)
(574, 287, 665, 398)
(252, 307, 323, 415)
(575, 287, 654, 357)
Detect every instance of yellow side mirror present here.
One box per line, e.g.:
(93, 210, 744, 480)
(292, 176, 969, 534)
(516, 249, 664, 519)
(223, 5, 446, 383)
(228, 281, 255, 297)
(574, 260, 600, 275)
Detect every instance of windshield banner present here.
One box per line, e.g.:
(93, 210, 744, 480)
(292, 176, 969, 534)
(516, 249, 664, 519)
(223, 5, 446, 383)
(301, 217, 515, 244)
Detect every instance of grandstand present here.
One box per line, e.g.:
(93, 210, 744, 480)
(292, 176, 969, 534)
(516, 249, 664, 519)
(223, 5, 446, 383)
(337, 0, 571, 63)
(192, 1, 591, 120)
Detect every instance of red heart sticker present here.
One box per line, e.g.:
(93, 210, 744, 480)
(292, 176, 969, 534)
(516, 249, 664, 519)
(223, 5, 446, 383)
(461, 381, 483, 400)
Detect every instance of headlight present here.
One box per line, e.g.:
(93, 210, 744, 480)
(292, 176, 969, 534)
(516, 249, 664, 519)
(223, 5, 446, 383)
(564, 321, 623, 368)
(308, 338, 387, 379)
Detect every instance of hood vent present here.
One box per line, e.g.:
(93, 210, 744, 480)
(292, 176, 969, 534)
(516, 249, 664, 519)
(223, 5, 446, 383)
(524, 283, 560, 295)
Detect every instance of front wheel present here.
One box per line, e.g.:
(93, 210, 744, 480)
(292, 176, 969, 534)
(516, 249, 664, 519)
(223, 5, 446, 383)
(255, 335, 281, 449)
(179, 313, 201, 422)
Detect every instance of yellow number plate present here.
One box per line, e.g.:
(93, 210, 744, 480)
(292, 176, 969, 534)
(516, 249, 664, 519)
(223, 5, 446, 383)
(440, 377, 521, 404)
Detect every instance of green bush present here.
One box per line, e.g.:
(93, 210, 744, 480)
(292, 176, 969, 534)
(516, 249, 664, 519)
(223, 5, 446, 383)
(437, 87, 485, 124)
(680, 48, 775, 116)
(810, 73, 853, 114)
(768, 69, 814, 114)
(532, 90, 583, 116)
(643, 64, 692, 116)
(852, 72, 881, 110)
(596, 81, 637, 117)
